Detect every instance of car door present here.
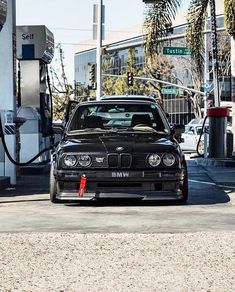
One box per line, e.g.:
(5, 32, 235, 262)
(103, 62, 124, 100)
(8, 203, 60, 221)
(181, 126, 198, 151)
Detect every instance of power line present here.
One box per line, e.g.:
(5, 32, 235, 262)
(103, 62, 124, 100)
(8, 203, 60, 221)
(50, 27, 141, 33)
(55, 42, 96, 46)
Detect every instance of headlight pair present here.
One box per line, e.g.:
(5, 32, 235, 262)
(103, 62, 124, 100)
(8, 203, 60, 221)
(148, 153, 176, 167)
(63, 154, 91, 167)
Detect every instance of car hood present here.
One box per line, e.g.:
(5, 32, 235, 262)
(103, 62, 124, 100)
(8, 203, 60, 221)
(58, 133, 179, 154)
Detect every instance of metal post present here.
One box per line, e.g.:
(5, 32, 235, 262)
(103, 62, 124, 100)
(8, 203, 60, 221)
(203, 21, 208, 158)
(203, 93, 208, 157)
(207, 107, 229, 158)
(209, 0, 220, 107)
(96, 0, 103, 101)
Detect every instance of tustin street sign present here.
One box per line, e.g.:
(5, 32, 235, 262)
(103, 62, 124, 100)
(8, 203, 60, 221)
(163, 46, 191, 56)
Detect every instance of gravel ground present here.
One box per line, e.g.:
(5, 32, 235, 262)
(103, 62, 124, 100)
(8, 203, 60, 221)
(0, 232, 235, 292)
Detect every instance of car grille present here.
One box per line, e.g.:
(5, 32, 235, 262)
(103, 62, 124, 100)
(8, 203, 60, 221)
(108, 153, 132, 168)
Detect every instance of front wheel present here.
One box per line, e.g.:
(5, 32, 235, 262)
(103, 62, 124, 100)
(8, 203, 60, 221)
(179, 160, 188, 203)
(50, 163, 61, 204)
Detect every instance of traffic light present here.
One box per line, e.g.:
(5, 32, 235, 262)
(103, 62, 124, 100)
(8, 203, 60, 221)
(88, 63, 97, 90)
(127, 72, 134, 86)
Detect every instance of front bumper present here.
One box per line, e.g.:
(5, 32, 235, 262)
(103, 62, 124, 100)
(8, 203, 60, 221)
(55, 169, 186, 201)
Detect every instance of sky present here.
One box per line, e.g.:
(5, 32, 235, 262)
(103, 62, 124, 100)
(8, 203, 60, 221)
(16, 0, 148, 83)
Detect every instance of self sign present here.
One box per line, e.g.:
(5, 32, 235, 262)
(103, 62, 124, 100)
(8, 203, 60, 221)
(22, 33, 34, 40)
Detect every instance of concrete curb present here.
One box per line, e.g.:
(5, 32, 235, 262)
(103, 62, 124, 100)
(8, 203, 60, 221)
(0, 176, 10, 190)
(196, 157, 235, 168)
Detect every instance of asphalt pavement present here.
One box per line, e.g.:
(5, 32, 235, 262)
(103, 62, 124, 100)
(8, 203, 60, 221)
(0, 156, 235, 292)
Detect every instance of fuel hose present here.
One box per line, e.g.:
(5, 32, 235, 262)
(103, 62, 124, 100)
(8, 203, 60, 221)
(0, 113, 56, 167)
(196, 116, 208, 157)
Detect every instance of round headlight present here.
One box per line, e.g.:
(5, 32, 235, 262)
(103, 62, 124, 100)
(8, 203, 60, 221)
(64, 155, 77, 167)
(77, 155, 92, 167)
(162, 153, 175, 166)
(148, 154, 161, 167)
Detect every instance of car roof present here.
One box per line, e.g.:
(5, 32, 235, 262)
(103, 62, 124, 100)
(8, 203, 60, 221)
(79, 99, 158, 106)
(100, 95, 157, 102)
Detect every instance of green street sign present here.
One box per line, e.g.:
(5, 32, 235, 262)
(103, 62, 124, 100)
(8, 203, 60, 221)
(161, 88, 178, 95)
(163, 47, 191, 56)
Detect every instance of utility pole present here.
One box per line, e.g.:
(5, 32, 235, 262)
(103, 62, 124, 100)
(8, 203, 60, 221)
(209, 0, 220, 107)
(96, 0, 103, 101)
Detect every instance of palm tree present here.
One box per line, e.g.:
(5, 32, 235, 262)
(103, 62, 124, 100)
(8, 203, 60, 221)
(144, 0, 234, 67)
(144, 0, 235, 153)
(144, 0, 234, 80)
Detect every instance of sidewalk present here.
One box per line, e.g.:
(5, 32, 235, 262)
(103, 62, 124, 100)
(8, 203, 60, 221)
(195, 157, 235, 188)
(0, 163, 49, 191)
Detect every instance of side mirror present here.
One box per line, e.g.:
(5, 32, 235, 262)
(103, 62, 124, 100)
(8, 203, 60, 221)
(171, 124, 185, 143)
(172, 124, 185, 135)
(52, 123, 64, 134)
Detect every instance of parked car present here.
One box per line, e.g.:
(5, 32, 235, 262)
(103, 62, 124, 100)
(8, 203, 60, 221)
(181, 118, 232, 154)
(50, 97, 188, 203)
(101, 94, 157, 103)
(181, 124, 205, 154)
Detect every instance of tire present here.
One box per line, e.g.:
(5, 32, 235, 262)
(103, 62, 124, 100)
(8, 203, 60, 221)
(197, 140, 204, 156)
(50, 163, 61, 204)
(179, 160, 189, 203)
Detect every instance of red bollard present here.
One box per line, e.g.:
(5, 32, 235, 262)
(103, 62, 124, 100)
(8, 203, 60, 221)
(207, 107, 229, 158)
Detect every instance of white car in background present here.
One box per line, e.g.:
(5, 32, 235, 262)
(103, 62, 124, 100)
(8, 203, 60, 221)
(180, 118, 232, 154)
(180, 123, 205, 154)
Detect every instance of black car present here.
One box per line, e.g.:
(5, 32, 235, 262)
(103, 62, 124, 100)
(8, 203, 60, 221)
(50, 99, 188, 203)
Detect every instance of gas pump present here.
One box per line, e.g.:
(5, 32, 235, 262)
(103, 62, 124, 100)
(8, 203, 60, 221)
(0, 0, 18, 186)
(16, 25, 54, 164)
(0, 0, 7, 177)
(0, 0, 7, 32)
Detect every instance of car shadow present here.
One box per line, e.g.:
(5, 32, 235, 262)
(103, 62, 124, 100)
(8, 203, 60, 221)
(0, 162, 232, 206)
(0, 174, 49, 197)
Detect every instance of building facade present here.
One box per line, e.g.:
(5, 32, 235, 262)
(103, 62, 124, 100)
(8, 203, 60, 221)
(74, 14, 232, 124)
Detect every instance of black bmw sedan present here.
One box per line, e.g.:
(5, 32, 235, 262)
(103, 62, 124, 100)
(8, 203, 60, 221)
(50, 99, 188, 203)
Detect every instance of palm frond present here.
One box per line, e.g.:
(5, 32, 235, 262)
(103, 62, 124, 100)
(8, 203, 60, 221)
(144, 0, 182, 57)
(224, 0, 235, 39)
(186, 0, 209, 79)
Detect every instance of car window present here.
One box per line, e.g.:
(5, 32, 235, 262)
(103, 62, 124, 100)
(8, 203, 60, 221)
(67, 103, 170, 133)
(196, 127, 202, 135)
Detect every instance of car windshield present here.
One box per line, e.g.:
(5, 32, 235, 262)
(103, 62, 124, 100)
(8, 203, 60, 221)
(184, 125, 202, 135)
(67, 103, 170, 134)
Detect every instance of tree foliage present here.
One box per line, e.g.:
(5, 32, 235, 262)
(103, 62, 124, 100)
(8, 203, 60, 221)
(144, 0, 182, 56)
(186, 0, 208, 79)
(145, 53, 174, 105)
(102, 48, 152, 96)
(49, 44, 86, 120)
(224, 0, 235, 39)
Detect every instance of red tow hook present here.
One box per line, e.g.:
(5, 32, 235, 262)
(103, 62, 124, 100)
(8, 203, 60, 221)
(78, 175, 87, 197)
